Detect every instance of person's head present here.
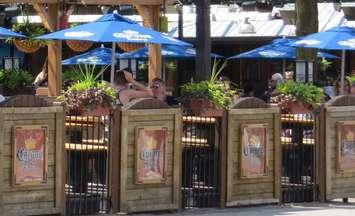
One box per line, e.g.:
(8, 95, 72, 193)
(270, 73, 283, 88)
(114, 68, 132, 87)
(150, 78, 166, 99)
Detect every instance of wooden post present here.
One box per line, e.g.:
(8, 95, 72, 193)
(195, 0, 211, 81)
(47, 3, 62, 97)
(136, 5, 162, 83)
(109, 108, 121, 212)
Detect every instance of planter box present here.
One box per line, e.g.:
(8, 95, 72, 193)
(286, 100, 312, 114)
(3, 86, 35, 96)
(182, 97, 224, 117)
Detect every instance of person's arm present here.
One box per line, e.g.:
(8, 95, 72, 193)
(123, 71, 150, 91)
(119, 89, 153, 105)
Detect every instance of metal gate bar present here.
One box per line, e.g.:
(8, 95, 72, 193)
(281, 113, 317, 203)
(182, 116, 220, 208)
(65, 115, 111, 215)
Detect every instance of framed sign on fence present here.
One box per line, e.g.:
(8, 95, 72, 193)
(12, 125, 48, 186)
(240, 124, 268, 178)
(337, 121, 355, 172)
(135, 126, 167, 184)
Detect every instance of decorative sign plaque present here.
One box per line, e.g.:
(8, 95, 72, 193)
(241, 124, 268, 178)
(337, 121, 355, 171)
(13, 125, 47, 185)
(135, 126, 167, 184)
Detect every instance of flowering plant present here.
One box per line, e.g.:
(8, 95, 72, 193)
(58, 64, 116, 114)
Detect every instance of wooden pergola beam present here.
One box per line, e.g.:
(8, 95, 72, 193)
(32, 3, 55, 32)
(0, 0, 173, 4)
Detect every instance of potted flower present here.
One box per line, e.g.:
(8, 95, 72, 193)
(271, 81, 324, 113)
(181, 59, 237, 116)
(0, 68, 34, 96)
(346, 75, 355, 94)
(7, 14, 47, 53)
(58, 64, 116, 115)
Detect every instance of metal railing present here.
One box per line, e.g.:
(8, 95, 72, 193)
(65, 115, 111, 215)
(181, 116, 221, 208)
(281, 113, 317, 202)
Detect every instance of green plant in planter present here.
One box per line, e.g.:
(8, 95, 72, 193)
(0, 68, 33, 90)
(7, 15, 47, 47)
(275, 81, 324, 109)
(319, 59, 332, 72)
(181, 59, 237, 109)
(58, 64, 116, 114)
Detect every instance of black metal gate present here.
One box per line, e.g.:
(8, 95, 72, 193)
(65, 115, 111, 215)
(281, 113, 317, 202)
(181, 115, 221, 208)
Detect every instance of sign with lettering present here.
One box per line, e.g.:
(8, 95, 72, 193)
(13, 125, 47, 185)
(337, 121, 355, 171)
(135, 126, 167, 184)
(241, 124, 268, 178)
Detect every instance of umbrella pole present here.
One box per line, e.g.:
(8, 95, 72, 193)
(340, 50, 345, 95)
(282, 59, 286, 76)
(111, 42, 116, 84)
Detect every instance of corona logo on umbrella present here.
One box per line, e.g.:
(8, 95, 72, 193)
(338, 38, 355, 48)
(64, 31, 95, 38)
(113, 30, 152, 41)
(295, 39, 321, 46)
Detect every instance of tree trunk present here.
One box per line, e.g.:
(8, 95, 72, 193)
(195, 0, 211, 81)
(296, 0, 318, 61)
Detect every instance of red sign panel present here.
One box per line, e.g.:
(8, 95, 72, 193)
(338, 122, 355, 171)
(135, 126, 167, 184)
(241, 124, 268, 178)
(13, 125, 47, 185)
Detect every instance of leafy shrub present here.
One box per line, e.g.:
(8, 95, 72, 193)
(58, 64, 116, 114)
(276, 81, 324, 106)
(0, 68, 33, 90)
(181, 59, 237, 109)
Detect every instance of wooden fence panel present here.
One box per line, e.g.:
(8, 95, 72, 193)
(114, 99, 181, 213)
(226, 98, 280, 206)
(322, 95, 355, 200)
(0, 105, 64, 215)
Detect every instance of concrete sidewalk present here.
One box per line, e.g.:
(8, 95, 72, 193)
(103, 201, 355, 216)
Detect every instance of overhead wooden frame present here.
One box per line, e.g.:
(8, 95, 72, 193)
(0, 0, 173, 4)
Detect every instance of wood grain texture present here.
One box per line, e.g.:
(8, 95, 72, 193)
(0, 105, 64, 215)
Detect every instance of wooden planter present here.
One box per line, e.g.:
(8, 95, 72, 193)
(286, 100, 312, 114)
(66, 40, 93, 52)
(182, 97, 224, 117)
(81, 104, 110, 116)
(13, 40, 42, 53)
(3, 86, 35, 96)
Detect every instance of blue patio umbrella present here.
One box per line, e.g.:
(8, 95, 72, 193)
(0, 27, 26, 38)
(228, 38, 339, 60)
(292, 26, 355, 94)
(62, 47, 120, 65)
(36, 13, 192, 82)
(119, 44, 224, 59)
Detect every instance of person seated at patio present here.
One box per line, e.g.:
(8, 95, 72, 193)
(113, 68, 153, 105)
(263, 73, 283, 102)
(242, 82, 255, 97)
(150, 78, 180, 106)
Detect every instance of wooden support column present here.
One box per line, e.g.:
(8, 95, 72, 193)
(47, 4, 62, 97)
(136, 5, 162, 83)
